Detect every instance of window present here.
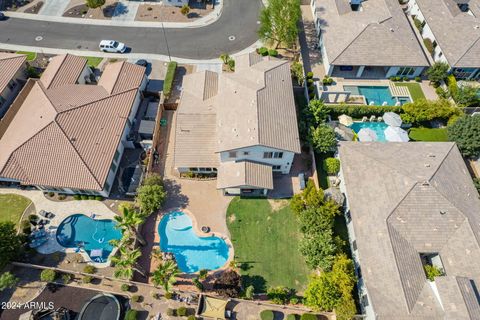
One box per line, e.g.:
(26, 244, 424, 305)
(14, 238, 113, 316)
(356, 266, 362, 279)
(361, 295, 369, 307)
(352, 240, 357, 251)
(243, 151, 250, 156)
(0, 96, 5, 106)
(189, 168, 199, 172)
(104, 181, 111, 191)
(264, 152, 283, 159)
(113, 150, 121, 162)
(213, 168, 218, 172)
(396, 67, 415, 76)
(110, 162, 117, 173)
(229, 151, 237, 158)
(263, 152, 273, 159)
(273, 152, 283, 159)
(7, 80, 16, 90)
(272, 165, 281, 170)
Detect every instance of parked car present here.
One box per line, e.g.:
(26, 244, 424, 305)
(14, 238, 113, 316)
(135, 59, 148, 67)
(0, 12, 5, 21)
(99, 40, 127, 53)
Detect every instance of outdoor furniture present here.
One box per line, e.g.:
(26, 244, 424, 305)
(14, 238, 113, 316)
(201, 226, 210, 233)
(383, 112, 402, 127)
(39, 210, 55, 219)
(357, 128, 378, 142)
(384, 126, 409, 142)
(338, 114, 353, 126)
(196, 294, 230, 320)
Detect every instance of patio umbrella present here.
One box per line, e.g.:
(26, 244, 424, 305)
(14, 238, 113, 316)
(338, 114, 354, 126)
(384, 126, 409, 142)
(357, 128, 378, 142)
(383, 112, 402, 127)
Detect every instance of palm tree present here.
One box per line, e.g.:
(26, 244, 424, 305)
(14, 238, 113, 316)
(151, 260, 180, 293)
(150, 248, 163, 263)
(111, 247, 145, 279)
(114, 207, 146, 246)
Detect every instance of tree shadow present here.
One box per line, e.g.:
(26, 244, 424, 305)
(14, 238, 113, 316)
(241, 274, 266, 293)
(163, 179, 190, 209)
(103, 2, 119, 17)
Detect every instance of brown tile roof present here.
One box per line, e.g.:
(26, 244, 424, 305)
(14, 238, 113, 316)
(98, 61, 146, 94)
(0, 53, 26, 94)
(217, 161, 273, 189)
(338, 142, 480, 319)
(0, 56, 145, 191)
(40, 54, 87, 89)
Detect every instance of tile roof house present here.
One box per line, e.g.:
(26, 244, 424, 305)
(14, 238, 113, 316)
(174, 52, 301, 196)
(310, 0, 430, 78)
(0, 53, 27, 118)
(338, 142, 480, 319)
(407, 0, 480, 80)
(0, 54, 147, 197)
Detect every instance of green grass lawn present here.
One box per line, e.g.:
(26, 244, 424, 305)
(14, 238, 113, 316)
(409, 127, 448, 142)
(83, 56, 103, 68)
(16, 51, 37, 61)
(395, 82, 426, 101)
(227, 198, 310, 293)
(0, 194, 32, 226)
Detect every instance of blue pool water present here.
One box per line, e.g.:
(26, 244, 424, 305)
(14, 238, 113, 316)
(159, 212, 230, 273)
(344, 85, 410, 106)
(56, 214, 122, 262)
(350, 122, 388, 142)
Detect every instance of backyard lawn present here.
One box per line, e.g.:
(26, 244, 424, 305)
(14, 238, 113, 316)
(0, 194, 32, 226)
(409, 128, 448, 142)
(83, 56, 103, 68)
(227, 198, 310, 292)
(15, 51, 37, 61)
(395, 82, 426, 101)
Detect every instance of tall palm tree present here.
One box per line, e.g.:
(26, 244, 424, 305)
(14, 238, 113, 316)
(114, 207, 146, 246)
(111, 247, 145, 279)
(151, 260, 180, 293)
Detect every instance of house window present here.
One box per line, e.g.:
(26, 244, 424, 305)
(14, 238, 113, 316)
(0, 96, 5, 106)
(104, 181, 111, 191)
(352, 240, 357, 251)
(7, 80, 16, 90)
(346, 210, 352, 223)
(272, 165, 281, 170)
(213, 168, 218, 172)
(396, 67, 415, 76)
(114, 150, 121, 162)
(189, 168, 199, 172)
(356, 266, 362, 279)
(229, 151, 237, 158)
(110, 162, 117, 173)
(361, 295, 369, 307)
(273, 152, 283, 159)
(263, 152, 273, 159)
(243, 151, 250, 156)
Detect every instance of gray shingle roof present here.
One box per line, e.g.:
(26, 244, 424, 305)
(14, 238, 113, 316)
(339, 142, 480, 319)
(314, 0, 429, 67)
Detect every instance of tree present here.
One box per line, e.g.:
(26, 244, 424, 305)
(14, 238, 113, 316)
(307, 100, 329, 126)
(0, 272, 19, 291)
(180, 4, 190, 15)
(151, 260, 180, 293)
(309, 124, 337, 154)
(304, 272, 341, 311)
(0, 222, 23, 269)
(111, 247, 144, 280)
(451, 85, 480, 108)
(401, 99, 461, 125)
(335, 294, 357, 320)
(426, 62, 449, 84)
(114, 207, 146, 246)
(85, 0, 105, 9)
(213, 269, 241, 297)
(142, 173, 163, 187)
(447, 115, 480, 158)
(291, 61, 304, 86)
(323, 158, 340, 175)
(290, 180, 324, 214)
(135, 184, 166, 216)
(300, 228, 338, 271)
(267, 286, 293, 304)
(258, 0, 301, 49)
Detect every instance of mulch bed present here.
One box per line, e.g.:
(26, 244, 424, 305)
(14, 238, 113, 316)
(2, 0, 33, 11)
(24, 1, 43, 14)
(62, 4, 89, 18)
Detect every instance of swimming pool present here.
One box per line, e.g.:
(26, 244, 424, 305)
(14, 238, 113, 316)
(159, 211, 230, 273)
(344, 85, 410, 106)
(350, 122, 388, 142)
(56, 214, 122, 263)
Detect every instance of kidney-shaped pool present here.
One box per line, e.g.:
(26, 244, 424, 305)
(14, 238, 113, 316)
(159, 211, 230, 273)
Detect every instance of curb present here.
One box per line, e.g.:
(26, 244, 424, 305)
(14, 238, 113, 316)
(4, 1, 223, 29)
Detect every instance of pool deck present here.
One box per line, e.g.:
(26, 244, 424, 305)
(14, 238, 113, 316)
(0, 188, 119, 264)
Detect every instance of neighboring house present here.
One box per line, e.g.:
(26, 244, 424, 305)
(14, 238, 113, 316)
(174, 52, 301, 196)
(408, 0, 480, 79)
(0, 53, 27, 118)
(338, 142, 480, 319)
(310, 0, 429, 78)
(0, 54, 147, 197)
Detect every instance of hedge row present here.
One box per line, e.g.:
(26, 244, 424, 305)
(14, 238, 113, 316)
(163, 61, 177, 98)
(324, 104, 403, 119)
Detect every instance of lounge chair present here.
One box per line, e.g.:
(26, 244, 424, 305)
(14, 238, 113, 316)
(39, 210, 48, 218)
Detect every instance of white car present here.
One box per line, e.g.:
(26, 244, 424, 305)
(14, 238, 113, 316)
(99, 40, 127, 53)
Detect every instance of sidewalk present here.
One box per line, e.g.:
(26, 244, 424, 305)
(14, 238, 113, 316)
(4, 0, 223, 29)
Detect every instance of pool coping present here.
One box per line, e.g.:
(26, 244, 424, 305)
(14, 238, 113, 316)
(54, 213, 121, 269)
(156, 207, 234, 275)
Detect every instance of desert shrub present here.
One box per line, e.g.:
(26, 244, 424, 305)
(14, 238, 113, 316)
(74, 195, 81, 200)
(415, 76, 421, 82)
(82, 275, 93, 283)
(177, 306, 187, 316)
(151, 291, 160, 299)
(180, 4, 190, 15)
(193, 277, 204, 291)
(323, 158, 340, 175)
(95, 196, 103, 201)
(131, 295, 142, 303)
(88, 195, 95, 200)
(124, 309, 138, 320)
(413, 17, 424, 33)
(166, 308, 175, 316)
(40, 269, 56, 282)
(83, 265, 97, 274)
(61, 273, 72, 284)
(81, 195, 89, 200)
(47, 192, 54, 197)
(58, 194, 66, 200)
(121, 283, 130, 291)
(163, 61, 177, 99)
(268, 49, 278, 57)
(258, 47, 268, 56)
(245, 285, 255, 299)
(165, 292, 173, 299)
(260, 310, 274, 320)
(198, 269, 208, 280)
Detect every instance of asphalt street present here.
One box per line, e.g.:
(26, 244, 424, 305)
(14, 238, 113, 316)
(0, 0, 262, 59)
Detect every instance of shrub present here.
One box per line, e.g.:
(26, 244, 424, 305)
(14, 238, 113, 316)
(290, 297, 299, 304)
(82, 275, 93, 284)
(447, 115, 480, 158)
(187, 316, 197, 320)
(165, 291, 173, 299)
(300, 314, 318, 320)
(213, 270, 241, 297)
(40, 269, 56, 282)
(193, 277, 204, 291)
(151, 291, 160, 299)
(322, 76, 333, 85)
(323, 158, 340, 175)
(25, 65, 40, 78)
(124, 309, 138, 320)
(166, 308, 175, 316)
(306, 71, 314, 79)
(401, 99, 461, 125)
(58, 194, 66, 200)
(81, 195, 89, 200)
(423, 38, 434, 54)
(413, 17, 424, 33)
(48, 192, 55, 197)
(402, 76, 409, 82)
(307, 78, 314, 85)
(83, 265, 97, 274)
(163, 61, 177, 99)
(95, 196, 103, 201)
(267, 286, 293, 304)
(415, 76, 421, 82)
(424, 265, 443, 281)
(28, 214, 38, 223)
(198, 269, 208, 280)
(309, 124, 337, 154)
(245, 285, 255, 299)
(121, 283, 130, 291)
(180, 4, 190, 15)
(61, 273, 72, 284)
(258, 47, 268, 56)
(435, 87, 449, 99)
(291, 62, 304, 86)
(74, 195, 81, 200)
(177, 306, 187, 316)
(22, 219, 31, 229)
(22, 226, 31, 235)
(131, 295, 142, 303)
(88, 195, 95, 200)
(426, 62, 449, 85)
(287, 315, 299, 320)
(85, 0, 105, 9)
(325, 104, 403, 119)
(309, 92, 315, 100)
(260, 310, 275, 320)
(268, 49, 278, 57)
(227, 59, 235, 72)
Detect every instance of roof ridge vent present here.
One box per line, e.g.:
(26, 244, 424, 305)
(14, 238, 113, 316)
(422, 181, 430, 186)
